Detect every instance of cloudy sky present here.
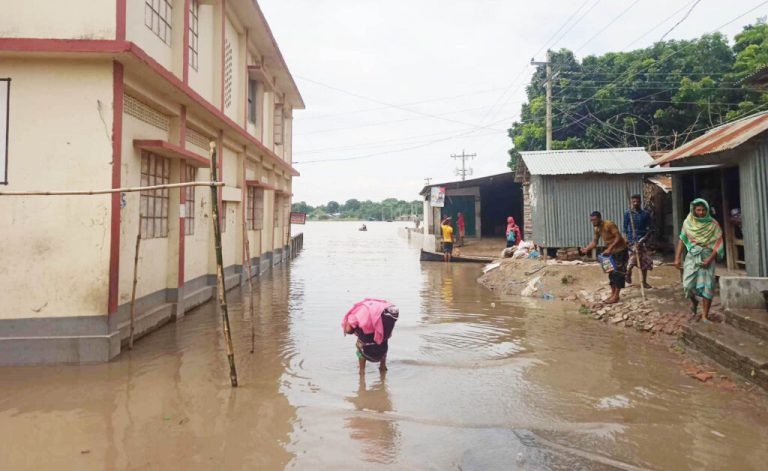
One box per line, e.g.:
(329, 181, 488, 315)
(259, 0, 767, 206)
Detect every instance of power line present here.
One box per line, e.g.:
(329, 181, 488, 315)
(295, 75, 506, 132)
(451, 150, 476, 181)
(660, 0, 704, 41)
(574, 0, 643, 53)
(622, 0, 700, 50)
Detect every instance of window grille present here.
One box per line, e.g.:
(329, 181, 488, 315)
(246, 187, 264, 230)
(273, 195, 281, 226)
(184, 164, 196, 235)
(247, 80, 257, 124)
(124, 94, 170, 131)
(185, 127, 210, 150)
(224, 39, 233, 109)
(145, 0, 173, 45)
(189, 0, 199, 70)
(273, 103, 284, 145)
(140, 151, 170, 239)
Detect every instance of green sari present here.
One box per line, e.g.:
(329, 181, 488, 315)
(680, 199, 724, 301)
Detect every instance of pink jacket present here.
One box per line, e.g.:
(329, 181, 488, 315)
(341, 298, 393, 345)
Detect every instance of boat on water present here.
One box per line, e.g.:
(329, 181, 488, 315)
(359, 224, 368, 231)
(419, 249, 493, 264)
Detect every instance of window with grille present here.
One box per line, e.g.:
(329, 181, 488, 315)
(246, 187, 264, 230)
(189, 0, 199, 70)
(140, 151, 170, 239)
(273, 103, 284, 145)
(274, 195, 282, 226)
(247, 79, 257, 124)
(184, 164, 196, 236)
(224, 39, 233, 109)
(145, 0, 173, 45)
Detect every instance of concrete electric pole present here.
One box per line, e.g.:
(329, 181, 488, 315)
(531, 51, 553, 150)
(424, 177, 432, 186)
(451, 150, 476, 181)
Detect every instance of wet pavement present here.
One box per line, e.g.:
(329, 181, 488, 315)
(1, 221, 767, 470)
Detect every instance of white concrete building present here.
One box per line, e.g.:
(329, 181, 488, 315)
(0, 0, 304, 364)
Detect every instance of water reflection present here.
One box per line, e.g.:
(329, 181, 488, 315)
(345, 371, 399, 464)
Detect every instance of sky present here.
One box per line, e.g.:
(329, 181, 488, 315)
(258, 0, 767, 206)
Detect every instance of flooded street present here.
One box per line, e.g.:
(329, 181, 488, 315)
(2, 221, 767, 470)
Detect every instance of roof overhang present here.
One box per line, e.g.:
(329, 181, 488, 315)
(579, 164, 723, 175)
(134, 140, 210, 168)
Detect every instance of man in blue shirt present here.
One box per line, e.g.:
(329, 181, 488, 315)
(624, 194, 653, 288)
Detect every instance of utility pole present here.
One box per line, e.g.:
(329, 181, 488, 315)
(424, 177, 432, 186)
(531, 50, 553, 150)
(451, 149, 476, 181)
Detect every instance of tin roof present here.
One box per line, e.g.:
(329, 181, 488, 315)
(741, 65, 768, 87)
(654, 111, 768, 165)
(519, 147, 653, 175)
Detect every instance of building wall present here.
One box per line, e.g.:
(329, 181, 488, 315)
(0, 1, 115, 39)
(126, 0, 174, 70)
(531, 174, 644, 248)
(188, 3, 216, 103)
(739, 142, 768, 277)
(0, 60, 114, 320)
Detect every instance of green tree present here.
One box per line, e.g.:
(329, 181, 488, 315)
(291, 201, 313, 214)
(326, 201, 340, 214)
(507, 23, 768, 166)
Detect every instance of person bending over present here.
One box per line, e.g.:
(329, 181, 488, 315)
(580, 211, 629, 304)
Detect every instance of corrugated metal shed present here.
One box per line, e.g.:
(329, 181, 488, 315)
(654, 111, 768, 165)
(530, 174, 644, 247)
(739, 142, 768, 277)
(520, 148, 653, 175)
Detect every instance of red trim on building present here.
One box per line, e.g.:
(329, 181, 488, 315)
(178, 106, 187, 288)
(108, 61, 124, 316)
(0, 37, 129, 53)
(133, 139, 209, 167)
(245, 180, 278, 191)
(116, 0, 127, 41)
(0, 38, 300, 177)
(183, 0, 191, 84)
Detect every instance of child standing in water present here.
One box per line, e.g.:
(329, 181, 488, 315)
(342, 298, 399, 374)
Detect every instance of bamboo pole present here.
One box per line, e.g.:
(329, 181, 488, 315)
(128, 231, 141, 350)
(0, 181, 224, 196)
(210, 142, 238, 387)
(625, 181, 646, 301)
(243, 225, 257, 354)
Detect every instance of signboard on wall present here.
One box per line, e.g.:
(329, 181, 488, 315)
(290, 212, 307, 225)
(429, 186, 445, 207)
(0, 79, 9, 184)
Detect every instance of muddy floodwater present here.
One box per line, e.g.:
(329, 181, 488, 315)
(2, 221, 768, 470)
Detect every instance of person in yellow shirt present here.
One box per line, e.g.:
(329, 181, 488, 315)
(441, 216, 454, 262)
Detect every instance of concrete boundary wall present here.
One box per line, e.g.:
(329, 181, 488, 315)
(0, 243, 301, 365)
(398, 227, 438, 252)
(721, 277, 768, 310)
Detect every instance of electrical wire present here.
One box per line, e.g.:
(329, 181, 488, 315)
(660, 0, 704, 41)
(574, 0, 643, 53)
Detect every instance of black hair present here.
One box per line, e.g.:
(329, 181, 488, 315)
(631, 194, 641, 200)
(590, 211, 602, 218)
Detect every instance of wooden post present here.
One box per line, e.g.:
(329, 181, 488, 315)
(625, 181, 646, 301)
(128, 232, 141, 350)
(242, 211, 257, 354)
(210, 142, 238, 387)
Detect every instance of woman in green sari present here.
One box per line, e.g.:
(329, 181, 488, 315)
(674, 198, 724, 322)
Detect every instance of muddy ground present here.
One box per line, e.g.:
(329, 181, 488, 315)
(478, 257, 747, 390)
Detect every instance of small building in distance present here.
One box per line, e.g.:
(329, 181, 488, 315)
(515, 148, 653, 251)
(420, 171, 523, 245)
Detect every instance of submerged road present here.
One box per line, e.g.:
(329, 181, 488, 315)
(1, 221, 767, 470)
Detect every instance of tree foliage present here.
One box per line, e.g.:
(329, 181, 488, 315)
(291, 199, 422, 221)
(507, 20, 768, 163)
